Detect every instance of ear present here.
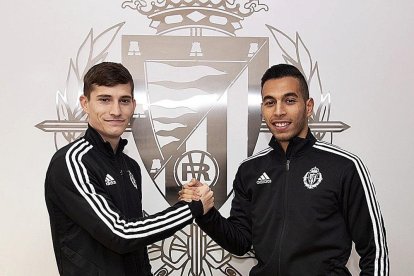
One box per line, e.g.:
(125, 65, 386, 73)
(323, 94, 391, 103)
(260, 102, 264, 119)
(130, 98, 137, 119)
(306, 98, 314, 117)
(79, 95, 89, 114)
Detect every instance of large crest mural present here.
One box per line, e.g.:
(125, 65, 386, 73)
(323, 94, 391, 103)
(36, 1, 349, 274)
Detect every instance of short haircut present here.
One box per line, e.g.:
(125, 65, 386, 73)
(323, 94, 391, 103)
(261, 64, 309, 100)
(83, 62, 134, 99)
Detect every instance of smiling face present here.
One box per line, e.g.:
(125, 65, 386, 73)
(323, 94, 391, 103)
(80, 83, 136, 151)
(261, 76, 314, 152)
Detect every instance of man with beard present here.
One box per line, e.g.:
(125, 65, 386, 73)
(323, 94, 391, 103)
(181, 64, 388, 275)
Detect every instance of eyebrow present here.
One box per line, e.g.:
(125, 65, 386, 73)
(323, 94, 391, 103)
(282, 92, 299, 98)
(262, 95, 275, 101)
(96, 94, 112, 98)
(262, 92, 299, 101)
(96, 94, 133, 99)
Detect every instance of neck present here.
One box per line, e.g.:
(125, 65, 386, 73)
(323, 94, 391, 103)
(88, 124, 120, 153)
(108, 140, 119, 153)
(279, 141, 289, 152)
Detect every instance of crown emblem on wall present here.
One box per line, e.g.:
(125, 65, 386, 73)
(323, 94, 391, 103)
(122, 0, 268, 36)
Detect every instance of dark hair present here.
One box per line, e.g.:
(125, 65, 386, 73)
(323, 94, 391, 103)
(83, 62, 134, 98)
(261, 64, 309, 100)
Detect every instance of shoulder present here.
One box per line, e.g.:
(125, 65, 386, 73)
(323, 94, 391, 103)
(48, 138, 94, 168)
(312, 140, 366, 168)
(239, 147, 274, 167)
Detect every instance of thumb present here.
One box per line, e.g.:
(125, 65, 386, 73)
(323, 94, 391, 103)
(187, 178, 198, 187)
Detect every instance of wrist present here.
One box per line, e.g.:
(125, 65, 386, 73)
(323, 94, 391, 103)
(188, 200, 203, 218)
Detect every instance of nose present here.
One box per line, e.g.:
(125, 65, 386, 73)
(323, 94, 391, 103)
(274, 102, 286, 117)
(110, 102, 121, 116)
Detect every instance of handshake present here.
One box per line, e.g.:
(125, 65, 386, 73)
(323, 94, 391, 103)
(178, 179, 214, 215)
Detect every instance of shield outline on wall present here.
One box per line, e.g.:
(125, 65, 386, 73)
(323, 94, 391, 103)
(122, 35, 268, 209)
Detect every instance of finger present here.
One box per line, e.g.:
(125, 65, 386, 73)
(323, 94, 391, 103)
(180, 194, 196, 201)
(191, 179, 203, 187)
(187, 178, 200, 187)
(180, 190, 195, 197)
(199, 190, 211, 200)
(180, 189, 196, 197)
(192, 196, 200, 201)
(183, 185, 198, 191)
(182, 189, 197, 197)
(196, 185, 211, 196)
(179, 196, 192, 203)
(207, 196, 214, 207)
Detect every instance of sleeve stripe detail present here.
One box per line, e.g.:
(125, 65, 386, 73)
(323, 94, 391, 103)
(314, 141, 389, 276)
(240, 147, 274, 165)
(65, 139, 193, 239)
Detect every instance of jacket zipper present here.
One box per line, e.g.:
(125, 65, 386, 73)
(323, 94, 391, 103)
(278, 159, 290, 275)
(117, 154, 129, 214)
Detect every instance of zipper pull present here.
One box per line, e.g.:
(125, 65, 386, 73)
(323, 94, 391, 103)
(286, 160, 290, 171)
(120, 170, 123, 175)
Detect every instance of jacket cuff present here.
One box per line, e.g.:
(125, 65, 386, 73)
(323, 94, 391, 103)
(195, 206, 217, 224)
(188, 200, 203, 218)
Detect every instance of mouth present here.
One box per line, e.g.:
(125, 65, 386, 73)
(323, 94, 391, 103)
(271, 121, 291, 130)
(105, 119, 126, 124)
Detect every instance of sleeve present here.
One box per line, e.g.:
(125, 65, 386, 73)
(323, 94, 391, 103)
(45, 151, 203, 255)
(341, 160, 389, 276)
(195, 168, 252, 256)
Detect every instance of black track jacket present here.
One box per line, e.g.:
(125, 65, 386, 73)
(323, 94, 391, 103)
(196, 132, 388, 275)
(45, 126, 203, 275)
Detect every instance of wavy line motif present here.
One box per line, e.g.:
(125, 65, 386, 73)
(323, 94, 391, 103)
(150, 106, 197, 119)
(146, 62, 226, 83)
(152, 94, 219, 110)
(147, 85, 211, 102)
(153, 121, 186, 132)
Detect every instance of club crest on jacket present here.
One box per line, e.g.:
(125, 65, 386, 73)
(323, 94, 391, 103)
(303, 167, 323, 189)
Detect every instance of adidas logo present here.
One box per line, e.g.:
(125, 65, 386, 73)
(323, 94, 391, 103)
(105, 174, 117, 186)
(256, 172, 271, 184)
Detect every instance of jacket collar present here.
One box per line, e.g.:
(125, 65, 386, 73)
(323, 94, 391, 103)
(269, 128, 316, 159)
(84, 125, 128, 156)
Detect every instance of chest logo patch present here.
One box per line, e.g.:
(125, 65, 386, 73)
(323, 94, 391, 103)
(128, 170, 138, 189)
(256, 172, 272, 184)
(303, 167, 323, 189)
(105, 174, 116, 186)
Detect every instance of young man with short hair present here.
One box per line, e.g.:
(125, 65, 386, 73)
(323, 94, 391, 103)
(45, 62, 213, 275)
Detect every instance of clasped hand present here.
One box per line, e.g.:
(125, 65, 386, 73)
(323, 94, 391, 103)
(178, 179, 214, 215)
